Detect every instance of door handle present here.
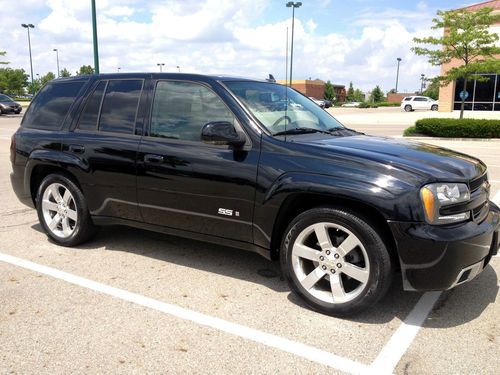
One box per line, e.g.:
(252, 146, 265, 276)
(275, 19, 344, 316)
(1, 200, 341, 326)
(144, 154, 164, 164)
(69, 144, 85, 154)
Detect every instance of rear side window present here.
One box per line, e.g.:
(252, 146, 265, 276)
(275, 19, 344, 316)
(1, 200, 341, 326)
(403, 97, 411, 101)
(22, 81, 85, 130)
(98, 79, 143, 134)
(76, 80, 107, 131)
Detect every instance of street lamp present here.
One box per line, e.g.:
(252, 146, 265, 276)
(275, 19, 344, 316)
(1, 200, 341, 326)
(53, 49, 60, 77)
(157, 63, 165, 72)
(21, 23, 35, 94)
(117, 67, 121, 72)
(420, 74, 425, 94)
(395, 57, 402, 93)
(91, 0, 99, 74)
(177, 65, 180, 72)
(286, 1, 302, 88)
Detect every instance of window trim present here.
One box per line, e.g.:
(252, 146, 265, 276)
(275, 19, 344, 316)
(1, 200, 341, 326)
(74, 80, 108, 133)
(145, 79, 250, 148)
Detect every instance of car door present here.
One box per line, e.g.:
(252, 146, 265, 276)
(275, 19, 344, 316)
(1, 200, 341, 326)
(136, 79, 259, 243)
(64, 78, 145, 221)
(413, 97, 426, 109)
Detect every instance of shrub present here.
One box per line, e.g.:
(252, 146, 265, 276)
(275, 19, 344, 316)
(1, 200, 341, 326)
(358, 102, 378, 108)
(377, 101, 400, 107)
(403, 126, 418, 136)
(406, 118, 500, 138)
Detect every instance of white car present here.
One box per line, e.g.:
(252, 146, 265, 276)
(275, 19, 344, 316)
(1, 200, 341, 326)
(308, 97, 325, 108)
(341, 102, 361, 108)
(401, 96, 438, 112)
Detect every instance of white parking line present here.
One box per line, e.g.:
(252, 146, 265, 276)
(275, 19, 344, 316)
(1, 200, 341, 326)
(0, 252, 371, 374)
(370, 291, 442, 374)
(493, 191, 500, 206)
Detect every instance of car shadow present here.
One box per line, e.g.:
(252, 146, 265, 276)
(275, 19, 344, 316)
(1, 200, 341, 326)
(31, 223, 498, 325)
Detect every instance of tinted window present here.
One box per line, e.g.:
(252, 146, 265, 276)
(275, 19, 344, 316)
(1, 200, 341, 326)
(22, 81, 85, 129)
(414, 97, 427, 101)
(0, 94, 13, 102)
(150, 81, 236, 141)
(474, 74, 495, 102)
(403, 97, 411, 101)
(76, 81, 107, 131)
(98, 79, 143, 134)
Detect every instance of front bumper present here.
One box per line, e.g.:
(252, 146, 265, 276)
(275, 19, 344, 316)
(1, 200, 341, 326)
(0, 105, 22, 113)
(389, 201, 499, 291)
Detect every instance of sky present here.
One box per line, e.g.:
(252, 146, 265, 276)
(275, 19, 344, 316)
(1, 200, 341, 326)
(0, 0, 482, 93)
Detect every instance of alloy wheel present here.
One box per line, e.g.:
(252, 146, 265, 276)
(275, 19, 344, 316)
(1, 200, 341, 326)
(41, 183, 78, 238)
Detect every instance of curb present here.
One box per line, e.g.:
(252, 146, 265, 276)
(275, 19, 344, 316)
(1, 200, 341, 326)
(396, 136, 500, 142)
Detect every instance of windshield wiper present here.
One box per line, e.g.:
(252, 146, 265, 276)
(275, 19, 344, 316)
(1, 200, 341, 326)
(327, 127, 364, 136)
(273, 127, 332, 136)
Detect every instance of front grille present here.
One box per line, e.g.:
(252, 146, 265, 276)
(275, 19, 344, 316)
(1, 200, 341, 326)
(472, 202, 487, 220)
(470, 173, 487, 193)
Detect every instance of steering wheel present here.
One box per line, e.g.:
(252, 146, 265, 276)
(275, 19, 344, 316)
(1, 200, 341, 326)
(271, 115, 292, 129)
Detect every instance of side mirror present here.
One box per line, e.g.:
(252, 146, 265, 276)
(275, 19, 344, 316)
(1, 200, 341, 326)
(201, 121, 245, 147)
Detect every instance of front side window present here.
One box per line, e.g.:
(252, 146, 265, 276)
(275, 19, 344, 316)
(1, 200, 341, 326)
(22, 81, 85, 130)
(98, 79, 143, 134)
(150, 81, 236, 141)
(224, 81, 343, 135)
(0, 94, 13, 102)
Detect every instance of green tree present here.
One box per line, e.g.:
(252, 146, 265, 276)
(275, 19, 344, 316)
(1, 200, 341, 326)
(41, 72, 56, 85)
(413, 7, 500, 118)
(423, 77, 439, 100)
(346, 81, 354, 101)
(324, 80, 335, 101)
(0, 68, 29, 95)
(60, 68, 71, 77)
(76, 65, 94, 75)
(369, 85, 384, 103)
(0, 51, 8, 65)
(352, 88, 365, 102)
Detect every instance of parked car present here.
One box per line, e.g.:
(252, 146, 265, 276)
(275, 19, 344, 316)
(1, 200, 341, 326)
(401, 96, 438, 112)
(341, 102, 361, 108)
(0, 94, 22, 115)
(10, 74, 499, 316)
(308, 97, 325, 108)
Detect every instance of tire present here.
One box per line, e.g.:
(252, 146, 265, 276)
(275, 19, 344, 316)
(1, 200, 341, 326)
(36, 173, 98, 246)
(280, 207, 393, 316)
(404, 105, 412, 112)
(431, 105, 438, 111)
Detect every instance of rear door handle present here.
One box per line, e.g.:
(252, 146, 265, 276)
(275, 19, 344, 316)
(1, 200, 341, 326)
(69, 144, 85, 154)
(144, 154, 164, 164)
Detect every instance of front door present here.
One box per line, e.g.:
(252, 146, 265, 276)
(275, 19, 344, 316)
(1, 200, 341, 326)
(137, 80, 259, 243)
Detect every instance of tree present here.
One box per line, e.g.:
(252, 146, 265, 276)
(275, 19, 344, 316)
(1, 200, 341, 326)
(346, 81, 354, 101)
(0, 68, 29, 95)
(41, 72, 56, 85)
(76, 65, 94, 75)
(324, 80, 335, 101)
(413, 7, 500, 118)
(423, 77, 439, 100)
(60, 68, 71, 77)
(370, 85, 384, 103)
(352, 88, 365, 102)
(0, 51, 8, 65)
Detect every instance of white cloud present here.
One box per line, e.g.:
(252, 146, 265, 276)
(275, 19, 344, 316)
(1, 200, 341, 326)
(1, 0, 442, 92)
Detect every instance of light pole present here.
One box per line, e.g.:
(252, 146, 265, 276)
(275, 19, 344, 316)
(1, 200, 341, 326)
(420, 74, 425, 94)
(286, 1, 302, 88)
(53, 49, 60, 77)
(21, 23, 35, 94)
(157, 63, 165, 72)
(91, 0, 99, 74)
(395, 57, 402, 93)
(117, 67, 121, 73)
(177, 65, 180, 72)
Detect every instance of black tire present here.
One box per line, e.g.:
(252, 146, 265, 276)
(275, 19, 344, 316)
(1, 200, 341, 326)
(431, 104, 438, 111)
(404, 105, 412, 112)
(280, 206, 393, 316)
(36, 173, 98, 246)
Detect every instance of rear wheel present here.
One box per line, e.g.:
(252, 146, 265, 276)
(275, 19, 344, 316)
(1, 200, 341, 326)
(281, 207, 393, 316)
(431, 104, 438, 111)
(404, 105, 412, 112)
(36, 174, 97, 246)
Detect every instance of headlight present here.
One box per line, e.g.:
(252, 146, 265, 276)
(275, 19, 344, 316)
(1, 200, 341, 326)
(420, 183, 470, 225)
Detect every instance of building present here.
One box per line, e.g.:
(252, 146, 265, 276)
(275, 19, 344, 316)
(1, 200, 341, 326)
(438, 0, 500, 112)
(277, 79, 347, 102)
(387, 93, 418, 103)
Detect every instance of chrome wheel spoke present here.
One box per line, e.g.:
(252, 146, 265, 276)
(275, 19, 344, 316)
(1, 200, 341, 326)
(301, 266, 325, 290)
(48, 214, 61, 230)
(338, 234, 361, 256)
(61, 218, 72, 236)
(313, 223, 332, 251)
(62, 189, 72, 204)
(42, 199, 58, 212)
(48, 185, 63, 202)
(329, 273, 346, 300)
(293, 243, 320, 261)
(342, 263, 369, 284)
(67, 209, 77, 221)
(42, 183, 78, 239)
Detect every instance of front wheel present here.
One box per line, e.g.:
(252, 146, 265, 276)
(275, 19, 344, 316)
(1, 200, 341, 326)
(431, 104, 438, 111)
(404, 105, 412, 112)
(36, 174, 97, 246)
(281, 207, 393, 316)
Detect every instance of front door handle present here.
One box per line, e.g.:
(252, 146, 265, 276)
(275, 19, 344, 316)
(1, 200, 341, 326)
(69, 144, 85, 154)
(144, 154, 164, 164)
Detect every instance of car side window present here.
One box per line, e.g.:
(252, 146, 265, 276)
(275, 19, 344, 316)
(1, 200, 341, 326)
(76, 80, 107, 131)
(150, 81, 236, 142)
(98, 79, 143, 134)
(414, 97, 426, 101)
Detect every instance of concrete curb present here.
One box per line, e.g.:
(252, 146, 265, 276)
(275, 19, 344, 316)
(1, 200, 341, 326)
(397, 136, 500, 142)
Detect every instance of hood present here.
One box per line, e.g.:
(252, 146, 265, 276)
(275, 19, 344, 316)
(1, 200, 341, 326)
(294, 135, 486, 182)
(0, 100, 20, 106)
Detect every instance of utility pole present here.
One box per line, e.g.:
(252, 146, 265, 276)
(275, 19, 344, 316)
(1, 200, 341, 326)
(395, 57, 402, 93)
(286, 2, 302, 88)
(53, 49, 60, 77)
(21, 23, 35, 93)
(91, 0, 100, 74)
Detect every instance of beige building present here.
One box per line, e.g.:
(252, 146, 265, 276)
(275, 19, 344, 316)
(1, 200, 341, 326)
(439, 1, 500, 112)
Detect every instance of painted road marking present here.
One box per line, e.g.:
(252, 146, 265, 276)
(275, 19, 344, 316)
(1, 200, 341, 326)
(0, 252, 371, 375)
(493, 191, 500, 206)
(371, 291, 442, 374)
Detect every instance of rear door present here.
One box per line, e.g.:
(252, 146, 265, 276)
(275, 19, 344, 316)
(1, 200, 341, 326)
(63, 78, 146, 220)
(136, 79, 259, 242)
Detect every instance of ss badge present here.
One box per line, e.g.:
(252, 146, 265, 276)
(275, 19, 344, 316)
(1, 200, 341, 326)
(218, 208, 240, 217)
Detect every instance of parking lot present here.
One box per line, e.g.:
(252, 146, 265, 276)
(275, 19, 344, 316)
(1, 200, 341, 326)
(1, 112, 499, 374)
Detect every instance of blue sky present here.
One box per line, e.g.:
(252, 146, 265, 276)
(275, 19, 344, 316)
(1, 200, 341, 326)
(0, 0, 489, 93)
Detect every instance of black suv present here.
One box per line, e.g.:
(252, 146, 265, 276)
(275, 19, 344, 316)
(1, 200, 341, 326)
(10, 74, 499, 316)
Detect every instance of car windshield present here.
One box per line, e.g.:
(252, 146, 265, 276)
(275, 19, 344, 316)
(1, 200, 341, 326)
(0, 94, 13, 102)
(223, 81, 344, 135)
